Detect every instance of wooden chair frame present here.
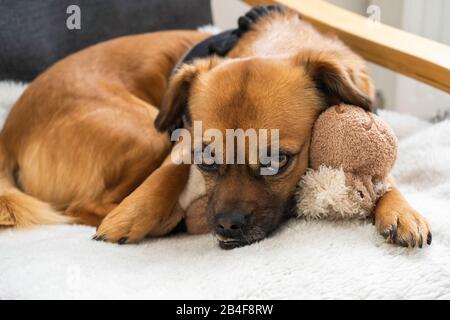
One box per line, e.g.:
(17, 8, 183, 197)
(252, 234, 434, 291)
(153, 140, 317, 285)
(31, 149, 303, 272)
(242, 0, 450, 94)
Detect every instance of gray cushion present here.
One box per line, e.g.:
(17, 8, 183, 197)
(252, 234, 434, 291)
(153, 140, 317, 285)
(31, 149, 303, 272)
(0, 0, 212, 82)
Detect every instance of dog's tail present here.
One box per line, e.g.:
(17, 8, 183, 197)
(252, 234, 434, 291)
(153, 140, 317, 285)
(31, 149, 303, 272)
(0, 141, 68, 228)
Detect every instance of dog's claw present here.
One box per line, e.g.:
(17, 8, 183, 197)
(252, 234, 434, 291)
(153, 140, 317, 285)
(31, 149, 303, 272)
(389, 225, 397, 242)
(410, 235, 416, 248)
(118, 237, 129, 245)
(381, 224, 397, 242)
(93, 234, 106, 242)
(427, 232, 432, 245)
(399, 240, 409, 247)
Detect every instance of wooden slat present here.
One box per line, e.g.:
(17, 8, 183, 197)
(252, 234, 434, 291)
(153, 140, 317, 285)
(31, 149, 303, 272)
(242, 0, 450, 93)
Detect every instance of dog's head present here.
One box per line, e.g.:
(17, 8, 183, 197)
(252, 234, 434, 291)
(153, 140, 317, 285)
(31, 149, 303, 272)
(155, 53, 372, 249)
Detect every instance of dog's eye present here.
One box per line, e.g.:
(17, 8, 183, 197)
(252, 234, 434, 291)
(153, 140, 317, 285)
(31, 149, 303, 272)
(196, 152, 219, 172)
(278, 153, 289, 168)
(261, 153, 290, 175)
(197, 162, 219, 171)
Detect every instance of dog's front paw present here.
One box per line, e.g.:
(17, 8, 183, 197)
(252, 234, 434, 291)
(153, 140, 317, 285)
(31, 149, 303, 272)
(374, 204, 432, 248)
(93, 207, 149, 244)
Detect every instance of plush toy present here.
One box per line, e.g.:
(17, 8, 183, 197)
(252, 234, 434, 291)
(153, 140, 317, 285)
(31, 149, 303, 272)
(296, 104, 398, 220)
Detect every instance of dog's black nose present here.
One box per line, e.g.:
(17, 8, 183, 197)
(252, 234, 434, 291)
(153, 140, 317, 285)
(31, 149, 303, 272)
(215, 210, 247, 237)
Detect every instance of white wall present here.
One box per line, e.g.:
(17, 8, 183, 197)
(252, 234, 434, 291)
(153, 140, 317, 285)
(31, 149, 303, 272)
(211, 0, 249, 30)
(394, 0, 450, 120)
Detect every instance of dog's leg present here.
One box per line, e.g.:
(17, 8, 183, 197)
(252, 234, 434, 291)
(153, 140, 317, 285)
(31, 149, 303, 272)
(148, 204, 185, 237)
(374, 176, 432, 248)
(93, 156, 190, 244)
(66, 202, 118, 227)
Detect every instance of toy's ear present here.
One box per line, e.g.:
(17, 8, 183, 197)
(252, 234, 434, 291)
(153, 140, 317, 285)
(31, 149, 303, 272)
(295, 51, 373, 111)
(155, 56, 224, 132)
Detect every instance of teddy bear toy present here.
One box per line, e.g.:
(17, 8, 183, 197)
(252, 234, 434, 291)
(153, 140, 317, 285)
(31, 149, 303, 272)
(296, 104, 398, 220)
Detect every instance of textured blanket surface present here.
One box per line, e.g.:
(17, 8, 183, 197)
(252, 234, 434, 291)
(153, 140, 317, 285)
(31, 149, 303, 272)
(0, 81, 449, 299)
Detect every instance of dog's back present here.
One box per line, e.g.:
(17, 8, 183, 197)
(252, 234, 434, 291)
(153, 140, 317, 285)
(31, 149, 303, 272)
(0, 31, 207, 227)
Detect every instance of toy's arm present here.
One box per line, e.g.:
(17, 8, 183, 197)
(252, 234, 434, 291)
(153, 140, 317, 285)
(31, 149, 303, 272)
(373, 175, 432, 248)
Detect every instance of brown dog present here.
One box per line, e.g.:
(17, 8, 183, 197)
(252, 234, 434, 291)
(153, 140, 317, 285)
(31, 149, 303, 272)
(0, 7, 431, 249)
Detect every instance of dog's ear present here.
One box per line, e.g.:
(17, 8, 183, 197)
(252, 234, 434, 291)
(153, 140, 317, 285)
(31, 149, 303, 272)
(295, 51, 373, 111)
(155, 57, 224, 132)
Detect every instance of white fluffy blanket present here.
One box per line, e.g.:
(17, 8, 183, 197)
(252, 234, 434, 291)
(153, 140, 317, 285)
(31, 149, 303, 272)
(0, 81, 449, 300)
